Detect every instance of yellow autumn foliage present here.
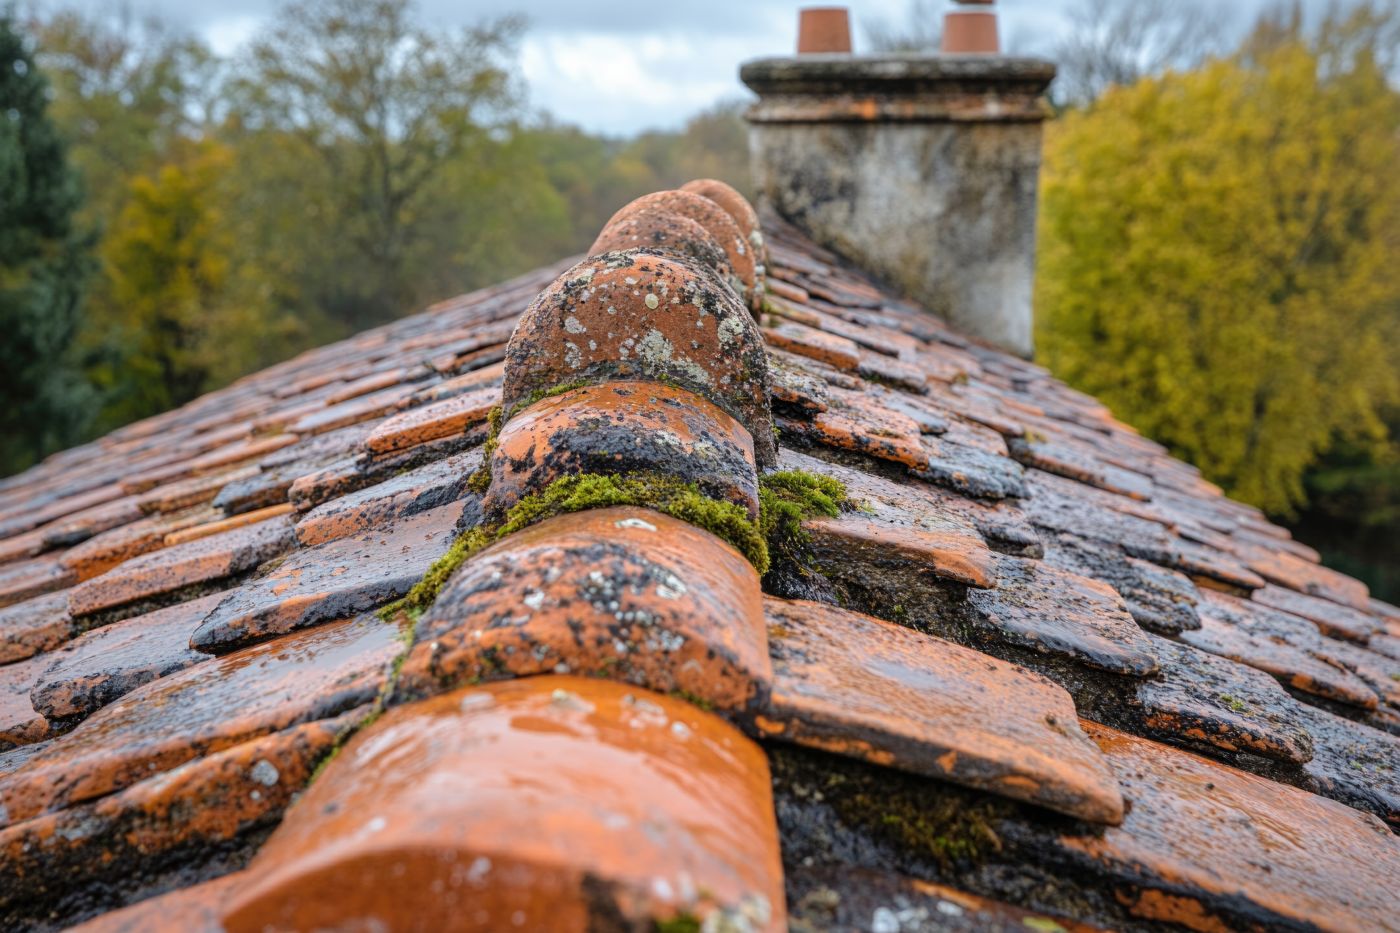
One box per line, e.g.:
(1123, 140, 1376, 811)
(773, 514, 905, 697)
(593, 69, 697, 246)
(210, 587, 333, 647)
(1037, 38, 1400, 516)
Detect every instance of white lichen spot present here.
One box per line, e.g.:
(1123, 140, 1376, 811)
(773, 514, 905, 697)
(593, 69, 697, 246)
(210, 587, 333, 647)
(607, 304, 618, 315)
(250, 759, 280, 787)
(564, 341, 583, 370)
(460, 692, 495, 712)
(935, 900, 964, 917)
(717, 314, 746, 350)
(624, 276, 639, 286)
(636, 329, 712, 387)
(467, 856, 492, 883)
(615, 517, 657, 532)
(735, 237, 747, 256)
(522, 589, 546, 611)
(670, 720, 692, 740)
(550, 688, 595, 713)
(588, 339, 597, 351)
(644, 293, 660, 310)
(655, 572, 688, 600)
(574, 267, 595, 284)
(365, 816, 388, 834)
(564, 315, 586, 335)
(871, 907, 899, 933)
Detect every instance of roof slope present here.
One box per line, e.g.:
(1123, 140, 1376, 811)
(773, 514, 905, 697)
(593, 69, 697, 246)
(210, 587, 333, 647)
(0, 185, 1397, 932)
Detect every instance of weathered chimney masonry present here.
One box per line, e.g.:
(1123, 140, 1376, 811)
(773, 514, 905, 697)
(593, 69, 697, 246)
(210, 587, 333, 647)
(741, 44, 1055, 357)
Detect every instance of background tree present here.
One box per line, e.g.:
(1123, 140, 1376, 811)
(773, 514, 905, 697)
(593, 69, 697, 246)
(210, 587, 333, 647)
(0, 11, 93, 475)
(1037, 6, 1400, 519)
(1052, 0, 1232, 105)
(227, 0, 524, 331)
(863, 0, 941, 53)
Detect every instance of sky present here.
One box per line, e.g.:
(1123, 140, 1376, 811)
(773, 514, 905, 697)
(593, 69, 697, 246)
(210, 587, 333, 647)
(32, 0, 1327, 135)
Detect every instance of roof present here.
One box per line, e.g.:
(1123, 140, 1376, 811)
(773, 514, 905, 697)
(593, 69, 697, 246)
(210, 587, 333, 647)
(0, 179, 1397, 933)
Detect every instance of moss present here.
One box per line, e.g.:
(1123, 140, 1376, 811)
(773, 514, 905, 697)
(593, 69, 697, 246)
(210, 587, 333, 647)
(669, 689, 716, 713)
(654, 915, 702, 933)
(399, 472, 769, 616)
(1219, 693, 1248, 713)
(758, 469, 849, 583)
(466, 404, 504, 494)
(838, 781, 1009, 870)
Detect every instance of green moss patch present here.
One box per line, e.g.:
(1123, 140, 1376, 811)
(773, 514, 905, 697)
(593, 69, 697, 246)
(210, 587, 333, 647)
(758, 469, 849, 584)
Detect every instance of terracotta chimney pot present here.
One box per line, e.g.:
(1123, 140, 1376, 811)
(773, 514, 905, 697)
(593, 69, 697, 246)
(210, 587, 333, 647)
(943, 2, 1000, 55)
(797, 7, 852, 54)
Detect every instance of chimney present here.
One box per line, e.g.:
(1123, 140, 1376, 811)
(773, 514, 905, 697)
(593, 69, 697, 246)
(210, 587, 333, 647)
(741, 2, 1055, 358)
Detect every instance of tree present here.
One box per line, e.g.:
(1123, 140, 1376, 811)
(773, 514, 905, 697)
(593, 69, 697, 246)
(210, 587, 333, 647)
(1053, 0, 1233, 105)
(227, 0, 524, 330)
(863, 0, 942, 54)
(26, 8, 218, 225)
(0, 12, 93, 476)
(1036, 18, 1400, 516)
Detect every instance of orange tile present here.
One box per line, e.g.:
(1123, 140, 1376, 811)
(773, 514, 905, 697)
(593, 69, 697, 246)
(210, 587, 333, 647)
(804, 512, 995, 589)
(0, 556, 74, 610)
(0, 590, 73, 664)
(30, 592, 222, 721)
(293, 448, 480, 547)
(363, 385, 497, 454)
(0, 652, 50, 748)
(1063, 722, 1400, 933)
(5, 711, 356, 931)
(67, 514, 295, 618)
(193, 502, 460, 653)
(607, 189, 758, 309)
(397, 507, 770, 714)
(590, 209, 736, 288)
(679, 177, 765, 270)
(764, 320, 861, 371)
(968, 555, 1160, 677)
(0, 614, 397, 825)
(761, 598, 1124, 823)
(61, 506, 220, 582)
(1253, 583, 1382, 643)
(502, 250, 776, 467)
(222, 676, 785, 932)
(484, 381, 759, 519)
(162, 502, 295, 547)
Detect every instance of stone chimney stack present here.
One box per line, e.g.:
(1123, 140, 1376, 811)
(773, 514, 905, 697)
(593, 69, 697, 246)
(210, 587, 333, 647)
(741, 2, 1055, 358)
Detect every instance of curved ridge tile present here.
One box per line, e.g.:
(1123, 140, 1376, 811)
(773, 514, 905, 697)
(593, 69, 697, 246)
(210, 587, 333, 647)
(220, 676, 785, 932)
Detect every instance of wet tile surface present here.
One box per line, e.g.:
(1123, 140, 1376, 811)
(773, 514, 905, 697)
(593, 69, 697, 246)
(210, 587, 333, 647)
(1060, 723, 1400, 933)
(0, 653, 51, 748)
(293, 448, 480, 546)
(761, 598, 1123, 823)
(966, 555, 1159, 677)
(68, 515, 296, 618)
(222, 676, 785, 932)
(0, 614, 397, 825)
(0, 590, 75, 664)
(192, 502, 460, 653)
(30, 592, 223, 721)
(399, 507, 771, 714)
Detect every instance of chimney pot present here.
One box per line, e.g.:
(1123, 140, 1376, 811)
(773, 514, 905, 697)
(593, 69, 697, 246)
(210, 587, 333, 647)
(796, 7, 852, 54)
(942, 7, 1000, 55)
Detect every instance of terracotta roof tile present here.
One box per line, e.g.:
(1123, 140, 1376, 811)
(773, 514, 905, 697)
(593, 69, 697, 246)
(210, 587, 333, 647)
(190, 502, 459, 653)
(760, 598, 1124, 823)
(294, 448, 480, 547)
(362, 385, 498, 456)
(0, 613, 395, 827)
(29, 592, 222, 721)
(397, 507, 771, 714)
(967, 555, 1160, 677)
(502, 249, 776, 467)
(4, 711, 357, 930)
(0, 590, 74, 664)
(0, 652, 51, 748)
(0, 555, 75, 609)
(484, 381, 760, 518)
(67, 513, 295, 619)
(221, 677, 784, 931)
(1061, 722, 1399, 932)
(0, 185, 1396, 928)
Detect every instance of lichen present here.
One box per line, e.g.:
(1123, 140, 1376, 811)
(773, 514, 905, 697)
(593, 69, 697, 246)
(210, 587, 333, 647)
(1218, 693, 1248, 713)
(654, 915, 702, 933)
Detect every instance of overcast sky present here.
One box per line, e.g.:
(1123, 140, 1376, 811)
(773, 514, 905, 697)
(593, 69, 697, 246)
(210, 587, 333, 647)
(33, 0, 1323, 135)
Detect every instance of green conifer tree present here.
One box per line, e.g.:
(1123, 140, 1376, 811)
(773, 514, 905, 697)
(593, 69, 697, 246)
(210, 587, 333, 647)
(0, 12, 93, 476)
